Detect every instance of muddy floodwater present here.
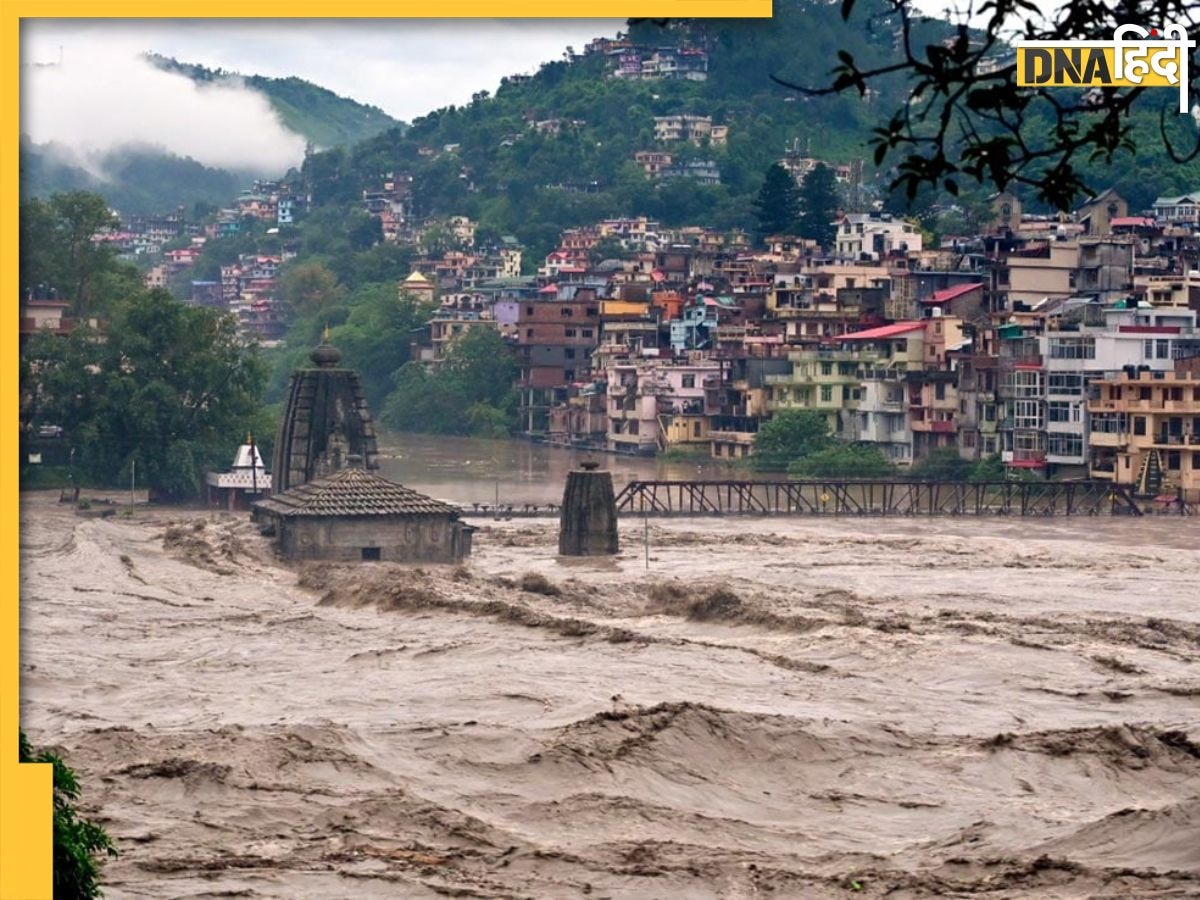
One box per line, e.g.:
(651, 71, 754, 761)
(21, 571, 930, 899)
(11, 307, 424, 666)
(374, 433, 753, 506)
(17, 440, 1200, 898)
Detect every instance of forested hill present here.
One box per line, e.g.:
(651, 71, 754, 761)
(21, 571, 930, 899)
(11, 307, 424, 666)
(299, 1, 936, 256)
(146, 54, 402, 149)
(20, 56, 403, 216)
(298, 2, 1200, 259)
(19, 138, 248, 217)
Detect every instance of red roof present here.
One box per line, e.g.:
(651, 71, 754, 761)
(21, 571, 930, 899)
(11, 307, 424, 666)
(538, 283, 559, 294)
(1111, 216, 1156, 228)
(839, 321, 926, 341)
(922, 282, 982, 305)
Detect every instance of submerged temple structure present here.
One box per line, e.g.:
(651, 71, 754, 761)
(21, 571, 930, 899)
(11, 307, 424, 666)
(558, 462, 619, 556)
(253, 464, 473, 562)
(258, 336, 472, 563)
(272, 331, 380, 495)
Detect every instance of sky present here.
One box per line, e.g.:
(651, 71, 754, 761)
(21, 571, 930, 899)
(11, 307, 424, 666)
(21, 20, 624, 174)
(20, 10, 1055, 176)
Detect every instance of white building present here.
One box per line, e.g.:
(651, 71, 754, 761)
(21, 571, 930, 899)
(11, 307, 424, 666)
(834, 213, 923, 262)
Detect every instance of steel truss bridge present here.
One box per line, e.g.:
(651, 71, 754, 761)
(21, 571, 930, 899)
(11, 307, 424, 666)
(613, 479, 1144, 517)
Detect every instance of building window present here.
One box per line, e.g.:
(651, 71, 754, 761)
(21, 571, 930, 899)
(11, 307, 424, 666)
(1049, 337, 1096, 359)
(565, 328, 576, 337)
(1168, 451, 1182, 470)
(682, 374, 696, 388)
(821, 361, 832, 376)
(526, 306, 534, 316)
(564, 369, 576, 381)
(935, 383, 946, 400)
(1157, 339, 1171, 359)
(821, 385, 833, 402)
(1134, 416, 1146, 436)
(1048, 373, 1084, 394)
(693, 422, 702, 438)
(1014, 399, 1042, 429)
(361, 547, 381, 561)
(565, 348, 576, 359)
(1047, 433, 1083, 457)
(561, 307, 573, 317)
(582, 329, 594, 338)
(526, 328, 534, 338)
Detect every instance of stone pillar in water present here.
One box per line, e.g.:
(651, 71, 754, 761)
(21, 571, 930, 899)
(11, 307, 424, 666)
(558, 462, 619, 556)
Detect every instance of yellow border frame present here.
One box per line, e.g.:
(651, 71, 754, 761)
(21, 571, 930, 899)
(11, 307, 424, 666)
(2, 2, 769, 896)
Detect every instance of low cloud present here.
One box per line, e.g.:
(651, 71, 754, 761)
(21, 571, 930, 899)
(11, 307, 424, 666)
(21, 44, 306, 176)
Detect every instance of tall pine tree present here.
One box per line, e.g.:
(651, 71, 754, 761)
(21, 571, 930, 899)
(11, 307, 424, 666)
(752, 163, 801, 245)
(797, 163, 841, 250)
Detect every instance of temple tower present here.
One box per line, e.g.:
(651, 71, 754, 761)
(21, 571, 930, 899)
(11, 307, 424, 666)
(271, 333, 380, 494)
(558, 461, 619, 556)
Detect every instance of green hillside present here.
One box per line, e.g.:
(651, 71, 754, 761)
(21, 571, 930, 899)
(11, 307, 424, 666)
(292, 2, 1200, 261)
(146, 53, 401, 149)
(19, 138, 247, 216)
(293, 2, 956, 261)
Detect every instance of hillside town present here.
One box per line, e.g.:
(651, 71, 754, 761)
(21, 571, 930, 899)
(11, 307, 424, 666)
(23, 174, 1200, 505)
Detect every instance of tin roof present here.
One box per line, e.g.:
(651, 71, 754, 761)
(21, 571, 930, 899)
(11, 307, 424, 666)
(254, 467, 459, 518)
(839, 321, 926, 340)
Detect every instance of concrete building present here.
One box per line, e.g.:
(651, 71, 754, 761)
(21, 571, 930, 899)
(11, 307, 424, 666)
(835, 321, 930, 464)
(1153, 191, 1200, 226)
(254, 466, 472, 563)
(1088, 370, 1200, 501)
(834, 213, 923, 262)
(517, 297, 602, 432)
(606, 359, 721, 454)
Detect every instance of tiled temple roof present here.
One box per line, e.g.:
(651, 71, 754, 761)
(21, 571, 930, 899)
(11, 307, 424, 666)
(254, 467, 459, 518)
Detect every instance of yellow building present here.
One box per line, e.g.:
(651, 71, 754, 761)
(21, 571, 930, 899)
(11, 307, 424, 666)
(1089, 370, 1200, 501)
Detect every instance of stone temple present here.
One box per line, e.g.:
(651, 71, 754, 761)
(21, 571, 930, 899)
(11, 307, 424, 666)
(256, 336, 472, 563)
(271, 331, 380, 495)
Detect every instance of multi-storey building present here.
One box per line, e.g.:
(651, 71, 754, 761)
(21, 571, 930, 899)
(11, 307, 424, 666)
(833, 213, 923, 262)
(517, 297, 601, 432)
(1089, 369, 1200, 500)
(835, 321, 931, 464)
(606, 359, 722, 454)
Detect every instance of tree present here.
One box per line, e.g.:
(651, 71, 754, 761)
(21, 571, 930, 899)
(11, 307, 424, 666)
(908, 447, 973, 481)
(19, 192, 124, 316)
(753, 409, 832, 469)
(278, 262, 345, 320)
(788, 442, 897, 478)
(19, 730, 117, 899)
(588, 235, 628, 266)
(752, 163, 801, 244)
(381, 326, 518, 436)
(23, 291, 267, 501)
(797, 163, 840, 249)
(778, 0, 1200, 209)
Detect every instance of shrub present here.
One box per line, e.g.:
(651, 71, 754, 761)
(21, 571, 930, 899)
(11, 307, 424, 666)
(18, 731, 117, 899)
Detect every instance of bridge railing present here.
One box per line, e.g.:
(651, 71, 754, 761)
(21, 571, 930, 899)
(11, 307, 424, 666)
(612, 479, 1144, 517)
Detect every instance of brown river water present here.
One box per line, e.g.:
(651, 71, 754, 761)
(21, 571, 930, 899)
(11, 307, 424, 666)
(18, 437, 1200, 898)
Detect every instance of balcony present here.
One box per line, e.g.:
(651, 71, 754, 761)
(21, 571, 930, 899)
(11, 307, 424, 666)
(1004, 448, 1047, 468)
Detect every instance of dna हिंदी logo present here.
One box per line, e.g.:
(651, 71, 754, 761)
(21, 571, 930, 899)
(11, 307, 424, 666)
(1017, 24, 1195, 112)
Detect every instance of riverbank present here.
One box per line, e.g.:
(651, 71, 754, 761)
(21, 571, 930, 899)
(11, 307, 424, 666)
(18, 492, 1200, 897)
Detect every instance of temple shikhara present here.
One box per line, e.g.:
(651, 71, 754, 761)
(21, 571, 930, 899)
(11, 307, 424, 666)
(254, 336, 472, 562)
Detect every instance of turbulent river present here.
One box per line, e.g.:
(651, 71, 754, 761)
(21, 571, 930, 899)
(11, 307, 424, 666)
(374, 433, 749, 506)
(17, 438, 1200, 897)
